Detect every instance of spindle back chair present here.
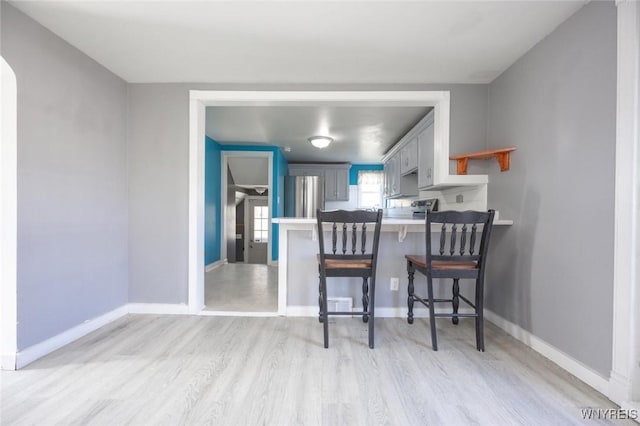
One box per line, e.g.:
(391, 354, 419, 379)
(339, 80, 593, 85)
(316, 209, 383, 349)
(405, 209, 495, 351)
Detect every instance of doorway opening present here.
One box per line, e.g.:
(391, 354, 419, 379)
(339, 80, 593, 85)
(204, 152, 277, 314)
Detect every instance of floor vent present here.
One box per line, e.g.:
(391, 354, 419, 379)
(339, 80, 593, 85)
(327, 297, 353, 322)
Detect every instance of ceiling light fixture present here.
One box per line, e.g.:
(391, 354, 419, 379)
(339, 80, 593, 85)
(254, 186, 267, 195)
(308, 136, 333, 149)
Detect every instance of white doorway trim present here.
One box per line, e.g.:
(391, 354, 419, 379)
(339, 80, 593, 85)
(221, 152, 273, 266)
(188, 90, 451, 315)
(0, 57, 18, 370)
(243, 195, 270, 265)
(610, 0, 640, 408)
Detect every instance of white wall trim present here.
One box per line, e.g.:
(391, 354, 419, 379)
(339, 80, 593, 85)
(205, 259, 226, 273)
(15, 305, 130, 369)
(12, 303, 192, 368)
(611, 0, 640, 406)
(221, 152, 273, 268)
(190, 90, 452, 317)
(484, 310, 610, 396)
(188, 97, 206, 314)
(242, 194, 271, 265)
(198, 310, 279, 317)
(128, 303, 190, 315)
(0, 57, 18, 371)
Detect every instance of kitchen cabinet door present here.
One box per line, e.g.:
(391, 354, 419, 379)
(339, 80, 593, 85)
(324, 169, 337, 201)
(324, 167, 350, 201)
(418, 123, 434, 189)
(388, 154, 400, 197)
(400, 137, 418, 175)
(335, 168, 349, 201)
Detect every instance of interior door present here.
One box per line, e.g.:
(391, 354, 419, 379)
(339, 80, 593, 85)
(247, 198, 269, 264)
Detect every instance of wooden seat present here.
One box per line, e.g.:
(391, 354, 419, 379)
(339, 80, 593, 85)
(317, 255, 373, 269)
(405, 210, 495, 351)
(316, 209, 383, 349)
(404, 255, 478, 270)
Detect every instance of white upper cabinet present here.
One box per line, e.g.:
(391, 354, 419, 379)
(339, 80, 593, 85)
(323, 167, 350, 201)
(417, 123, 434, 189)
(382, 107, 487, 197)
(289, 163, 351, 201)
(400, 136, 418, 175)
(385, 152, 417, 198)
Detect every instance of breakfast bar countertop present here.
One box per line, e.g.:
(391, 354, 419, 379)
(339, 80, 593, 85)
(273, 216, 513, 226)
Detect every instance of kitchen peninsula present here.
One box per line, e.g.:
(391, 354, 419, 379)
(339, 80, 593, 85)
(272, 216, 512, 316)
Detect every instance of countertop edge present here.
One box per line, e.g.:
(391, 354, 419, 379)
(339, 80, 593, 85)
(273, 218, 514, 226)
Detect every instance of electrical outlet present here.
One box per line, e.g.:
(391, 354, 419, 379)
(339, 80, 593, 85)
(456, 194, 464, 203)
(390, 277, 399, 291)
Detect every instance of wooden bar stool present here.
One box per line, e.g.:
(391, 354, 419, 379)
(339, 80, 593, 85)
(405, 210, 495, 351)
(316, 209, 383, 349)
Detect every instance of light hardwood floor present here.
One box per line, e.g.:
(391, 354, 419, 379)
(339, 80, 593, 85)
(0, 315, 629, 425)
(205, 263, 278, 312)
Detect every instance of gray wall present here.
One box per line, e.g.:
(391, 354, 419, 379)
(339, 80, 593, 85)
(485, 2, 616, 377)
(126, 83, 488, 303)
(127, 85, 190, 302)
(1, 4, 129, 349)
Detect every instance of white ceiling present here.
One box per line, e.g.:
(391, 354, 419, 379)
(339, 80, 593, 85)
(9, 1, 585, 84)
(10, 0, 586, 164)
(207, 106, 430, 162)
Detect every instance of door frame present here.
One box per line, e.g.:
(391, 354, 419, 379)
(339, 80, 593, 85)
(244, 195, 269, 264)
(219, 151, 273, 265)
(188, 90, 452, 315)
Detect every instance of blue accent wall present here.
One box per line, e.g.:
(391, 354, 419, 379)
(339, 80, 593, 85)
(349, 164, 383, 185)
(218, 145, 288, 262)
(205, 137, 222, 265)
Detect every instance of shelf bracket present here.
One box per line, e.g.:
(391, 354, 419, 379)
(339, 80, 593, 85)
(398, 226, 408, 242)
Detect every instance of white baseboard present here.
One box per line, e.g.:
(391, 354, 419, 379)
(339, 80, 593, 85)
(484, 310, 610, 396)
(199, 310, 279, 317)
(12, 303, 190, 369)
(608, 371, 632, 405)
(286, 306, 318, 316)
(128, 303, 190, 315)
(0, 353, 16, 370)
(205, 259, 226, 272)
(15, 305, 129, 369)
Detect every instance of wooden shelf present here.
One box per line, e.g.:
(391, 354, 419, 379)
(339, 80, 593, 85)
(450, 147, 516, 175)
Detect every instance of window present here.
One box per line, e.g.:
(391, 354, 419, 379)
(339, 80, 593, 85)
(253, 205, 269, 242)
(357, 170, 384, 209)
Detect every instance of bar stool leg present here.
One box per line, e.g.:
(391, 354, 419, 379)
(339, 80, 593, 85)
(476, 277, 485, 352)
(362, 277, 369, 323)
(321, 275, 329, 348)
(368, 277, 375, 349)
(452, 279, 460, 325)
(427, 275, 438, 351)
(407, 261, 415, 324)
(318, 266, 324, 323)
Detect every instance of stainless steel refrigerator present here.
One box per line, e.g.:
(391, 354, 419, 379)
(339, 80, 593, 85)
(284, 176, 325, 218)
